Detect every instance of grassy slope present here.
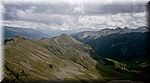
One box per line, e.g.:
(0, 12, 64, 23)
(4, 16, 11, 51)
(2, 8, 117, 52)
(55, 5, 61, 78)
(4, 36, 105, 82)
(4, 35, 145, 83)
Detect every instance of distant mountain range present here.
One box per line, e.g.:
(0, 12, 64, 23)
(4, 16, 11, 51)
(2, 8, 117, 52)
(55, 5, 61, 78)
(4, 26, 50, 39)
(71, 26, 150, 63)
(71, 26, 148, 42)
(4, 26, 148, 40)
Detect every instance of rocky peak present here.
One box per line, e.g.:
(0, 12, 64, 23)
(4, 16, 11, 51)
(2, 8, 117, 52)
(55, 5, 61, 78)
(59, 33, 71, 39)
(124, 27, 129, 30)
(116, 27, 122, 30)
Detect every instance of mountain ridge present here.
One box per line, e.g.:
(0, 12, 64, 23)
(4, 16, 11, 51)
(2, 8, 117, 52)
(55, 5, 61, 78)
(4, 26, 50, 40)
(4, 34, 106, 82)
(4, 32, 147, 83)
(71, 26, 148, 42)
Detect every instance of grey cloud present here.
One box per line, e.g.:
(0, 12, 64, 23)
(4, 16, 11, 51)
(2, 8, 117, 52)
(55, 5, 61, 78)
(4, 2, 147, 18)
(84, 3, 146, 15)
(2, 1, 147, 32)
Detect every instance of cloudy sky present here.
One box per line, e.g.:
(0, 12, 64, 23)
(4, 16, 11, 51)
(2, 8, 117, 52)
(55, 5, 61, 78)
(2, 0, 149, 36)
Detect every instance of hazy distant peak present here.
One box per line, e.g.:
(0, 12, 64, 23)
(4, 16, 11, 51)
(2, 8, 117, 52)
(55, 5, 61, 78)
(124, 27, 129, 29)
(4, 26, 50, 40)
(137, 26, 148, 29)
(116, 27, 122, 30)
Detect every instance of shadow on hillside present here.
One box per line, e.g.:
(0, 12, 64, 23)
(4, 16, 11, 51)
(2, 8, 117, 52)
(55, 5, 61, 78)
(1, 79, 107, 83)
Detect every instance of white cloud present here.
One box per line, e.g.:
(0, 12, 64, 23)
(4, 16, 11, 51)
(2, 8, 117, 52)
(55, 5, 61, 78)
(3, 1, 147, 33)
(3, 12, 146, 32)
(3, 0, 149, 4)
